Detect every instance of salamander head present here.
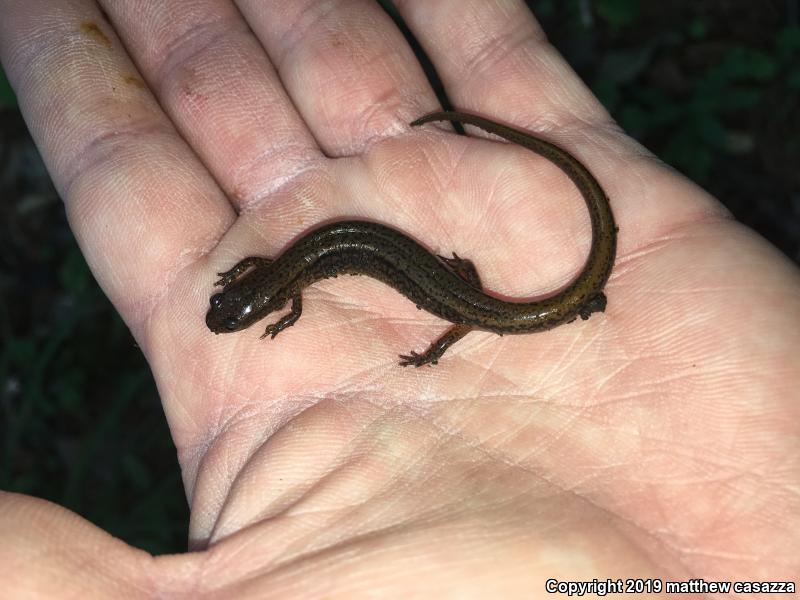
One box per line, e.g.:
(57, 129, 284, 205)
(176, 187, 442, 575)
(206, 285, 266, 334)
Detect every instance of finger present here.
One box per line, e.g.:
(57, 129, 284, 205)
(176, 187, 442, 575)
(0, 0, 230, 330)
(99, 1, 320, 210)
(236, 0, 435, 156)
(395, 0, 610, 130)
(393, 0, 618, 267)
(395, 1, 720, 256)
(0, 492, 153, 597)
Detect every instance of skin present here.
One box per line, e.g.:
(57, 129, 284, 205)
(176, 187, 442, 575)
(205, 112, 617, 367)
(1, 1, 799, 598)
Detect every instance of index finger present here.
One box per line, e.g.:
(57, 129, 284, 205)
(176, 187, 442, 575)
(0, 0, 230, 336)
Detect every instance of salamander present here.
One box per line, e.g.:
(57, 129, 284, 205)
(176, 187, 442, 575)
(206, 111, 617, 367)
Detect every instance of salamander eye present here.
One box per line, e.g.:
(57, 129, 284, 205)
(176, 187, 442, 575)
(210, 293, 224, 308)
(223, 317, 239, 330)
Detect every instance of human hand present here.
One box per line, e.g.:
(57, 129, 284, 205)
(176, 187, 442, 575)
(1, 1, 798, 597)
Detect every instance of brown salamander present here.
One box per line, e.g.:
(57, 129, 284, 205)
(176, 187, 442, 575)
(206, 111, 617, 366)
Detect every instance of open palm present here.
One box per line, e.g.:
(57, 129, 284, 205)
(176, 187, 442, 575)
(1, 1, 798, 597)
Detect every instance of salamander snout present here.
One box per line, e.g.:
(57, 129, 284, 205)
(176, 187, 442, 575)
(206, 289, 256, 334)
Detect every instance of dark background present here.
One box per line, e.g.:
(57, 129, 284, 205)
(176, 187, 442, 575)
(1, 0, 797, 554)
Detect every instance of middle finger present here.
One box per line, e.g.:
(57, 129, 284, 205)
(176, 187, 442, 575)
(102, 0, 321, 209)
(238, 0, 436, 156)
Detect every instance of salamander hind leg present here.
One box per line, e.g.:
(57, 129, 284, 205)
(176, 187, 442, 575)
(261, 295, 302, 339)
(578, 292, 607, 320)
(438, 252, 482, 288)
(399, 324, 473, 367)
(215, 257, 273, 288)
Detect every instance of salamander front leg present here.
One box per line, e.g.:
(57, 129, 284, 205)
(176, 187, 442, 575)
(215, 257, 272, 288)
(261, 295, 302, 339)
(399, 324, 473, 367)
